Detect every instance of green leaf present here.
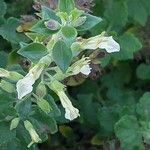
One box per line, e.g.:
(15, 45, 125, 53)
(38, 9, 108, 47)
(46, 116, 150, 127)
(115, 115, 144, 150)
(0, 138, 31, 150)
(104, 1, 128, 27)
(46, 95, 61, 118)
(139, 120, 150, 144)
(0, 91, 14, 109)
(112, 33, 142, 60)
(136, 64, 150, 80)
(127, 0, 149, 26)
(0, 17, 27, 44)
(77, 94, 100, 126)
(0, 91, 16, 120)
(30, 20, 57, 35)
(98, 106, 119, 136)
(25, 32, 47, 42)
(15, 98, 32, 119)
(52, 40, 72, 72)
(30, 107, 58, 134)
(106, 88, 136, 113)
(136, 92, 150, 120)
(58, 0, 75, 14)
(77, 13, 102, 31)
(0, 80, 15, 93)
(0, 51, 7, 68)
(61, 26, 77, 45)
(101, 63, 132, 88)
(141, 0, 150, 15)
(41, 6, 61, 22)
(18, 42, 48, 62)
(0, 0, 7, 17)
(0, 122, 16, 145)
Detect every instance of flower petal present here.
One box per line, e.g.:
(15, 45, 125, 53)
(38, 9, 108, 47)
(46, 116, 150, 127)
(65, 107, 80, 121)
(99, 36, 120, 53)
(16, 74, 35, 99)
(80, 64, 92, 75)
(81, 35, 100, 50)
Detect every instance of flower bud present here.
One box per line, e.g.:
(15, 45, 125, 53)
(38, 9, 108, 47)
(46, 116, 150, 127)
(10, 118, 20, 130)
(36, 82, 47, 98)
(0, 80, 15, 93)
(45, 19, 61, 30)
(37, 98, 51, 114)
(8, 72, 24, 81)
(0, 68, 10, 77)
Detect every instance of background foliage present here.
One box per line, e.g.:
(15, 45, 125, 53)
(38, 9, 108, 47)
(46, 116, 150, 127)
(0, 0, 150, 149)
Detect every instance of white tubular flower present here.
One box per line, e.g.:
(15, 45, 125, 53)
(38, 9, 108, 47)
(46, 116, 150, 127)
(80, 32, 120, 53)
(16, 63, 45, 99)
(0, 68, 10, 77)
(24, 120, 42, 148)
(69, 57, 92, 76)
(48, 80, 80, 121)
(57, 91, 80, 121)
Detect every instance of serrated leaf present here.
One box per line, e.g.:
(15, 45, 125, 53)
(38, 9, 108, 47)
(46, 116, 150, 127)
(58, 0, 75, 14)
(0, 122, 16, 145)
(30, 107, 58, 134)
(98, 106, 119, 135)
(52, 40, 72, 72)
(77, 13, 102, 31)
(136, 92, 150, 120)
(77, 94, 99, 125)
(104, 1, 128, 27)
(0, 138, 31, 150)
(136, 64, 150, 80)
(15, 98, 32, 119)
(0, 17, 27, 44)
(112, 33, 142, 60)
(46, 95, 61, 117)
(0, 91, 14, 109)
(115, 115, 144, 150)
(18, 42, 48, 62)
(41, 6, 60, 21)
(0, 91, 16, 120)
(101, 63, 132, 88)
(0, 0, 7, 17)
(127, 0, 149, 26)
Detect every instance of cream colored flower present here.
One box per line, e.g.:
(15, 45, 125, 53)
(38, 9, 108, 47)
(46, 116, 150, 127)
(69, 57, 92, 76)
(48, 80, 80, 121)
(24, 120, 42, 148)
(80, 33, 120, 53)
(16, 64, 45, 99)
(57, 91, 80, 120)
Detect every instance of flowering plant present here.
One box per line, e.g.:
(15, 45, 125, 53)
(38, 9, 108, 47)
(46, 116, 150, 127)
(0, 0, 120, 147)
